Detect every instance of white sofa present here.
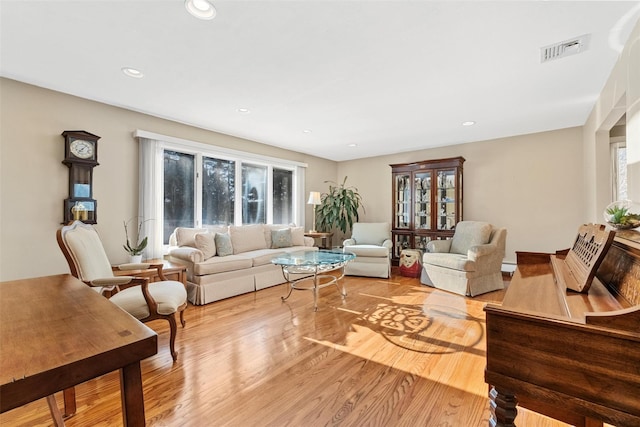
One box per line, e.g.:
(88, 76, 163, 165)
(167, 224, 317, 305)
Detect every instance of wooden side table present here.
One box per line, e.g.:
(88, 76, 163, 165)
(113, 259, 187, 285)
(304, 232, 334, 249)
(147, 259, 187, 284)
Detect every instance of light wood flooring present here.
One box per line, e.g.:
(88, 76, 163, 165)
(2, 270, 584, 426)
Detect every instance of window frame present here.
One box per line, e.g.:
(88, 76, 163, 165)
(135, 130, 308, 256)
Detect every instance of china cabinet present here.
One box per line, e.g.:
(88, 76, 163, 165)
(390, 157, 464, 264)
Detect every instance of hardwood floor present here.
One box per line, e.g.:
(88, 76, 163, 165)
(2, 270, 582, 426)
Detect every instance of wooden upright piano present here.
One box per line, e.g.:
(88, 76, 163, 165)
(484, 225, 640, 427)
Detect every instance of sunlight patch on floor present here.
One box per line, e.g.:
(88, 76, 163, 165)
(304, 286, 490, 399)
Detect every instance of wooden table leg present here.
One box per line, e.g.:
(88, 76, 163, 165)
(120, 362, 146, 427)
(46, 394, 65, 426)
(62, 387, 76, 417)
(489, 386, 517, 427)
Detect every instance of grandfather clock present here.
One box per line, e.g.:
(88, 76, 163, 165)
(62, 130, 100, 224)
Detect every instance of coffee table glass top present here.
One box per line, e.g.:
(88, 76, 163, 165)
(271, 249, 355, 267)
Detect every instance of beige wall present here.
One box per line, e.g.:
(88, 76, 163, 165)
(0, 78, 336, 281)
(584, 18, 640, 214)
(338, 127, 584, 263)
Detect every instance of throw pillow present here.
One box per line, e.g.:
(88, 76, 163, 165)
(214, 233, 233, 257)
(450, 221, 492, 255)
(263, 224, 289, 248)
(175, 227, 207, 247)
(291, 227, 305, 246)
(271, 228, 293, 248)
(194, 232, 216, 259)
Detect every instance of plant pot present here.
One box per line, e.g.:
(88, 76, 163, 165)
(129, 255, 143, 264)
(603, 200, 640, 230)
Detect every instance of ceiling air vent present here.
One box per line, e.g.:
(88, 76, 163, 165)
(540, 34, 590, 63)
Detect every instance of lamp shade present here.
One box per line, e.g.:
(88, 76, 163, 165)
(307, 191, 321, 205)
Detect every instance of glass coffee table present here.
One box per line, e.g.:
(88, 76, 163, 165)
(271, 250, 356, 311)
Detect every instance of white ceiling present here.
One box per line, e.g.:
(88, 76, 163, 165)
(1, 1, 639, 161)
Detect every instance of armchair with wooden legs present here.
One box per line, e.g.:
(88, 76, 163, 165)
(48, 221, 188, 425)
(57, 220, 187, 360)
(51, 221, 188, 425)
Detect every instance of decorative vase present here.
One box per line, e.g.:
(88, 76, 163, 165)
(129, 254, 143, 263)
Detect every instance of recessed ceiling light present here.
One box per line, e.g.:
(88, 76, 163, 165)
(122, 67, 144, 78)
(303, 129, 312, 134)
(462, 121, 476, 126)
(237, 108, 250, 114)
(347, 143, 358, 148)
(185, 0, 216, 20)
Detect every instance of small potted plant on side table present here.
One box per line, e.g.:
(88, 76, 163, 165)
(123, 217, 148, 263)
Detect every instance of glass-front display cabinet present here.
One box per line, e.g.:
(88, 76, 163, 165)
(390, 157, 464, 264)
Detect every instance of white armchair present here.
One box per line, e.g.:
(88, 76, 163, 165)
(343, 222, 392, 278)
(57, 221, 188, 361)
(421, 221, 506, 296)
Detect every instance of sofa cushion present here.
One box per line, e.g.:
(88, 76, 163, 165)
(195, 232, 216, 259)
(271, 228, 292, 248)
(246, 248, 287, 266)
(193, 254, 253, 275)
(344, 245, 389, 257)
(215, 233, 234, 257)
(230, 224, 268, 254)
(450, 221, 492, 255)
(175, 227, 207, 247)
(423, 252, 477, 272)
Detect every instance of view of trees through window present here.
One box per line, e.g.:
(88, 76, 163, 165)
(203, 157, 235, 226)
(164, 150, 194, 242)
(273, 168, 293, 224)
(163, 149, 297, 243)
(241, 164, 267, 224)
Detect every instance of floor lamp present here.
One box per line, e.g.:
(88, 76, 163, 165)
(307, 191, 321, 232)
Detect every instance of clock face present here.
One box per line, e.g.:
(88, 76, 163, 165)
(70, 139, 95, 159)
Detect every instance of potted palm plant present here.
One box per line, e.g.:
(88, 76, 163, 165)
(123, 217, 149, 263)
(315, 177, 364, 237)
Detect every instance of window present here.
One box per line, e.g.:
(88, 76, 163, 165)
(164, 151, 195, 240)
(202, 157, 235, 227)
(611, 140, 627, 202)
(161, 152, 299, 243)
(136, 131, 307, 255)
(241, 163, 267, 224)
(273, 168, 293, 224)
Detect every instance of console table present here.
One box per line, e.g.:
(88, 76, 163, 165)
(0, 274, 157, 426)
